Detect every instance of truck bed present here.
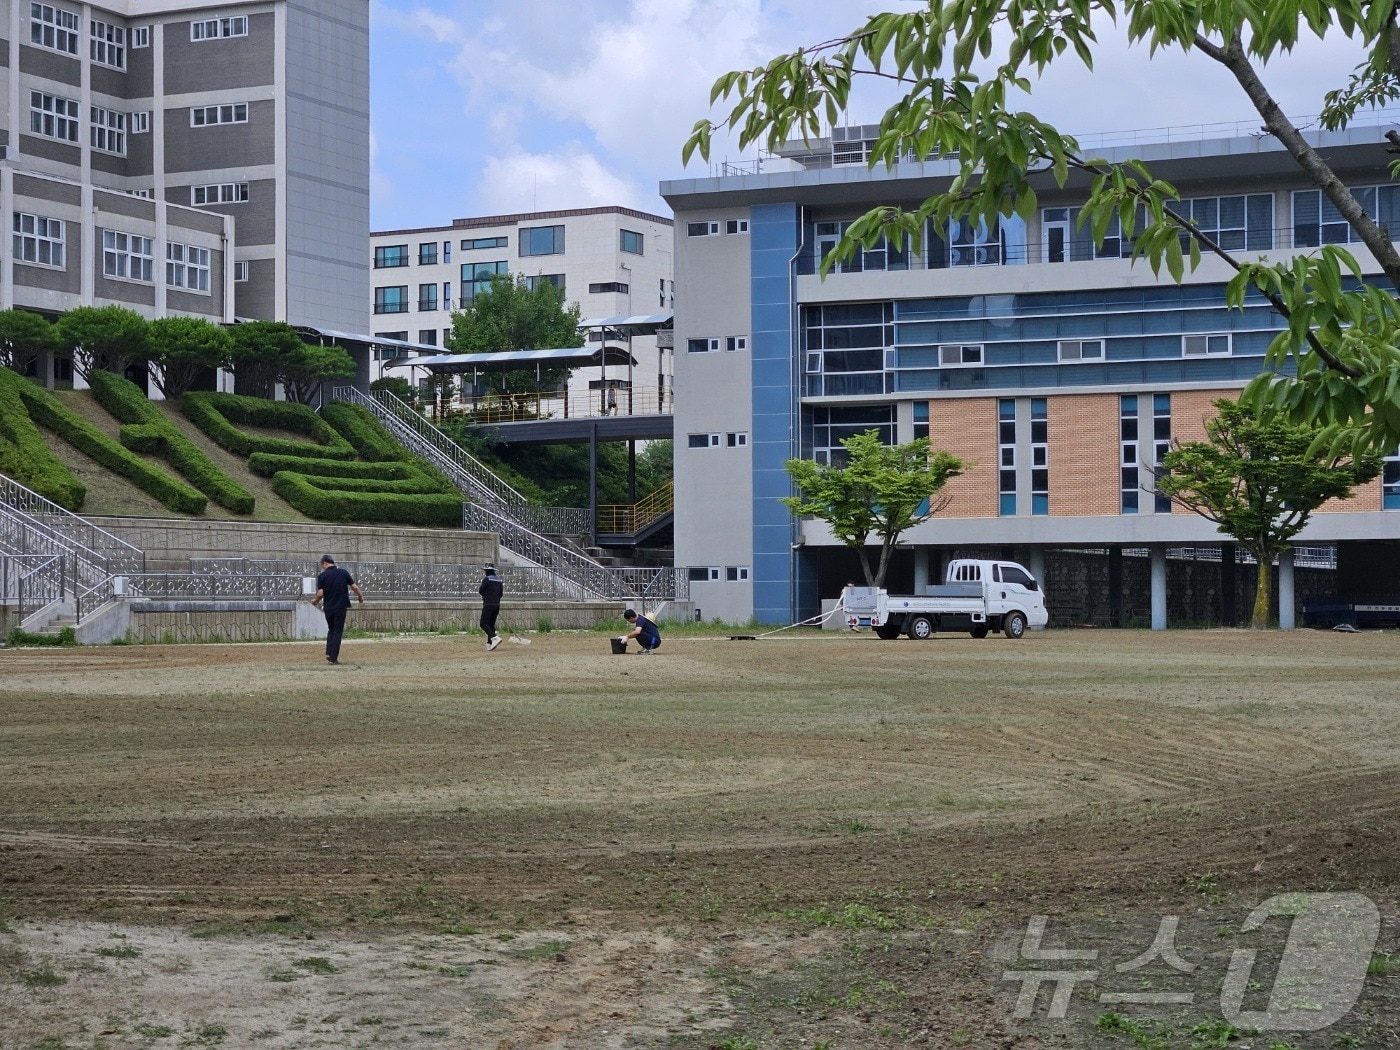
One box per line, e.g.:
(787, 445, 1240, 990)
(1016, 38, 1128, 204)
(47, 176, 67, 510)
(923, 583, 983, 598)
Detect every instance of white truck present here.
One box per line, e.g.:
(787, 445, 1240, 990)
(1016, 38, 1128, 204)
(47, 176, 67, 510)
(841, 559, 1049, 640)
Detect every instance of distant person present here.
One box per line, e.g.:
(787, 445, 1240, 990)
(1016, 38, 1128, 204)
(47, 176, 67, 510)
(621, 608, 661, 654)
(479, 563, 504, 651)
(311, 554, 363, 664)
(606, 387, 618, 415)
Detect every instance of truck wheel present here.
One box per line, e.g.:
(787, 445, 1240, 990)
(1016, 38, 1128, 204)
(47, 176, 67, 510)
(1003, 611, 1027, 639)
(970, 625, 990, 639)
(907, 615, 934, 640)
(874, 623, 902, 640)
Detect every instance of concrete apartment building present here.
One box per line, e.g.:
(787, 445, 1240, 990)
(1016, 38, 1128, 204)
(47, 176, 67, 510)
(370, 206, 674, 402)
(662, 121, 1400, 625)
(2, 0, 370, 384)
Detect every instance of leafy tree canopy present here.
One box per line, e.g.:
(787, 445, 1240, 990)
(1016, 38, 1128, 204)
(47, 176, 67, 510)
(783, 430, 963, 587)
(448, 273, 583, 395)
(147, 316, 234, 399)
(55, 305, 149, 381)
(686, 1, 1400, 455)
(0, 309, 56, 374)
(1157, 399, 1381, 627)
(227, 320, 354, 404)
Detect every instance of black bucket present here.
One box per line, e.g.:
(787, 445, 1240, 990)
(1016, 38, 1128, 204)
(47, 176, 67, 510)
(610, 638, 628, 655)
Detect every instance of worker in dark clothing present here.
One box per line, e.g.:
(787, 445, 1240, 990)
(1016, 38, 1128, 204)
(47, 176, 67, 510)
(479, 563, 504, 650)
(311, 554, 363, 664)
(622, 608, 661, 653)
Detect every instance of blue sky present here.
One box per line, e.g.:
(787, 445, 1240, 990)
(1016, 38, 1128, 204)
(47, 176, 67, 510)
(368, 1, 1373, 232)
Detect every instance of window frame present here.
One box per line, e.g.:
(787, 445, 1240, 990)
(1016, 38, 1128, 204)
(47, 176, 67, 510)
(1182, 333, 1232, 357)
(165, 241, 211, 293)
(190, 102, 248, 127)
(191, 182, 248, 206)
(30, 2, 79, 56)
(687, 221, 720, 237)
(102, 229, 154, 283)
(12, 212, 65, 269)
(373, 285, 410, 314)
(90, 19, 126, 69)
(130, 111, 151, 134)
(373, 244, 409, 269)
(29, 90, 79, 143)
(1057, 339, 1105, 362)
(90, 106, 126, 156)
(130, 25, 150, 47)
(619, 229, 644, 255)
(190, 15, 248, 40)
(519, 224, 565, 257)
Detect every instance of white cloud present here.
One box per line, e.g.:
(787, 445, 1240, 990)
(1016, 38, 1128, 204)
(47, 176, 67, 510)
(477, 150, 647, 215)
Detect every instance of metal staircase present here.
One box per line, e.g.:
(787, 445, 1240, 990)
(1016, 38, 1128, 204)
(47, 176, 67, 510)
(333, 385, 622, 597)
(0, 475, 146, 630)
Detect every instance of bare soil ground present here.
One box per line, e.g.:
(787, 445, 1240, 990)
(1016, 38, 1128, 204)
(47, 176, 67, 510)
(0, 628, 1397, 1048)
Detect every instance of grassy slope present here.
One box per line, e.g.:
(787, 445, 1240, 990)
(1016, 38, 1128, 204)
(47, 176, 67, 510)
(43, 388, 314, 523)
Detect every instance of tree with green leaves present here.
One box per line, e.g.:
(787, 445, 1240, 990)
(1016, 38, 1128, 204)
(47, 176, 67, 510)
(55, 305, 149, 382)
(685, 1, 1400, 456)
(783, 430, 963, 587)
(1156, 399, 1380, 628)
(227, 320, 354, 403)
(0, 309, 57, 375)
(448, 273, 582, 396)
(146, 316, 234, 399)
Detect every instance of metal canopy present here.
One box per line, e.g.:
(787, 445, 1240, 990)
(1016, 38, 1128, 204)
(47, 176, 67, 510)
(382, 345, 637, 374)
(576, 312, 673, 335)
(288, 324, 440, 356)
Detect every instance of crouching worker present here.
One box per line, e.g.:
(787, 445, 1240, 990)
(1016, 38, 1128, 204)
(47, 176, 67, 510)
(622, 608, 661, 654)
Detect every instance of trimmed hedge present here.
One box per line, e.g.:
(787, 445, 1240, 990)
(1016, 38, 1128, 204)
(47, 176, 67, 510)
(0, 368, 86, 509)
(269, 471, 463, 526)
(246, 453, 417, 481)
(181, 392, 354, 460)
(295, 473, 455, 495)
(320, 401, 407, 462)
(12, 373, 206, 514)
(88, 371, 254, 514)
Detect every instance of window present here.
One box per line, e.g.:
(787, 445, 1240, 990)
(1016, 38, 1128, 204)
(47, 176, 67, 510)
(418, 242, 437, 266)
(1173, 193, 1274, 252)
(913, 401, 929, 441)
(687, 433, 721, 448)
(725, 566, 750, 581)
(803, 302, 894, 397)
(1385, 448, 1400, 510)
(726, 219, 749, 235)
(1183, 334, 1231, 356)
(725, 336, 748, 352)
(373, 244, 408, 269)
(461, 236, 507, 250)
(29, 91, 78, 143)
(589, 281, 629, 294)
(443, 241, 450, 264)
(191, 182, 247, 206)
(418, 329, 437, 345)
(376, 331, 408, 341)
(31, 3, 78, 55)
(90, 20, 125, 69)
(619, 229, 644, 254)
(1152, 394, 1171, 513)
(191, 15, 247, 39)
(1030, 398, 1048, 515)
(687, 566, 721, 582)
(810, 405, 895, 466)
(166, 242, 210, 292)
(1120, 395, 1140, 514)
(687, 221, 719, 237)
(938, 344, 983, 366)
(687, 337, 720, 353)
(373, 286, 409, 314)
(131, 25, 150, 47)
(127, 188, 152, 199)
(12, 212, 64, 268)
(191, 103, 248, 126)
(102, 230, 153, 282)
(442, 282, 452, 311)
(90, 107, 126, 155)
(130, 111, 150, 134)
(998, 398, 1017, 516)
(233, 260, 249, 282)
(418, 283, 438, 311)
(519, 225, 564, 257)
(726, 432, 748, 447)
(461, 260, 507, 302)
(524, 273, 565, 294)
(1058, 339, 1104, 362)
(815, 220, 909, 274)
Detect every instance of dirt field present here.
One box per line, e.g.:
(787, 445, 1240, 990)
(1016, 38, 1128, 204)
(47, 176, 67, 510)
(1, 628, 1397, 1049)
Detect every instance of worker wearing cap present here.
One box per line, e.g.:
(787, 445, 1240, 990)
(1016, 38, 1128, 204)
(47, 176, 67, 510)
(479, 563, 504, 651)
(311, 554, 363, 664)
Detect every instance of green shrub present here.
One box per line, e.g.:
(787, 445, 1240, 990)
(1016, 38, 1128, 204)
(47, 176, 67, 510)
(11, 372, 205, 514)
(294, 472, 453, 495)
(246, 453, 417, 481)
(270, 471, 463, 526)
(321, 401, 407, 462)
(87, 371, 254, 514)
(0, 368, 85, 509)
(181, 391, 354, 459)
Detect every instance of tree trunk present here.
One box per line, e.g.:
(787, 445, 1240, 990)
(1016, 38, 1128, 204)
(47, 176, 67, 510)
(1251, 557, 1272, 629)
(858, 549, 877, 588)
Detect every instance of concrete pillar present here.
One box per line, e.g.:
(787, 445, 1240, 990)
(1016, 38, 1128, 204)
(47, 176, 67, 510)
(1150, 545, 1167, 631)
(1108, 547, 1123, 628)
(913, 547, 930, 594)
(1278, 549, 1296, 630)
(1027, 547, 1045, 585)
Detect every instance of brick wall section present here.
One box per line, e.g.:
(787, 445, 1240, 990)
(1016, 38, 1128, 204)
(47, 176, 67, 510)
(928, 398, 999, 518)
(1047, 394, 1120, 516)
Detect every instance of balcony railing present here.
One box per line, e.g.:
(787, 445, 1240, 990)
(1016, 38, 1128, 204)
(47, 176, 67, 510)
(417, 300, 439, 312)
(597, 481, 673, 535)
(429, 386, 672, 426)
(373, 302, 409, 314)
